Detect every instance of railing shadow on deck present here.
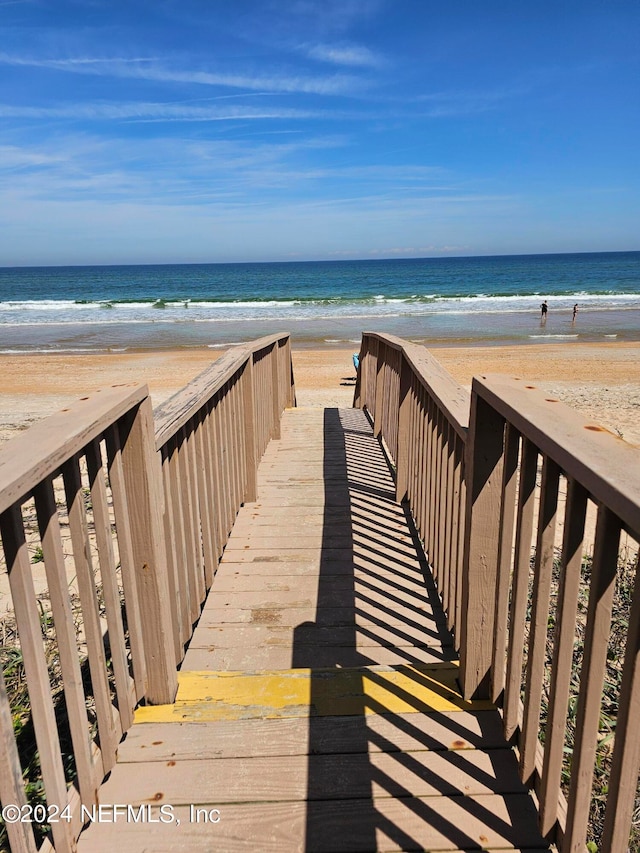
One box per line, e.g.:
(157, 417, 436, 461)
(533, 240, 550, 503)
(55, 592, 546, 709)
(355, 331, 640, 853)
(0, 333, 295, 853)
(294, 407, 543, 852)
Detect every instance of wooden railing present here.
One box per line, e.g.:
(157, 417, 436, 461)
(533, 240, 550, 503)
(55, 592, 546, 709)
(355, 332, 640, 851)
(354, 332, 470, 647)
(153, 334, 295, 665)
(460, 374, 640, 851)
(0, 333, 294, 853)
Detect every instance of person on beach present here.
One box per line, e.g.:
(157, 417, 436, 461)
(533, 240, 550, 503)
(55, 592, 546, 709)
(540, 300, 548, 321)
(572, 303, 578, 322)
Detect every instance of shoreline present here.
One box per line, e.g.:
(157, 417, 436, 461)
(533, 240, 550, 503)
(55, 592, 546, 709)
(0, 339, 639, 447)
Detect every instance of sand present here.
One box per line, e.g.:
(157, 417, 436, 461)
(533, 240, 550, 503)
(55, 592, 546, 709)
(0, 342, 639, 446)
(1, 340, 638, 607)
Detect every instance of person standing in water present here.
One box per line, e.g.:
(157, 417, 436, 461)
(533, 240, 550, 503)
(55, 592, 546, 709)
(572, 303, 578, 322)
(540, 300, 548, 322)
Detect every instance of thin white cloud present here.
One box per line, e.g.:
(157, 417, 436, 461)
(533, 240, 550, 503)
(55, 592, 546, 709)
(0, 54, 157, 66)
(0, 131, 490, 216)
(0, 145, 65, 168)
(305, 42, 384, 68)
(0, 52, 362, 95)
(278, 0, 383, 36)
(329, 245, 470, 257)
(412, 83, 533, 117)
(0, 101, 320, 121)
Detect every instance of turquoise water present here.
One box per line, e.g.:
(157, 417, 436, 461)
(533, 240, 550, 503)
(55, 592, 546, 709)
(0, 252, 639, 352)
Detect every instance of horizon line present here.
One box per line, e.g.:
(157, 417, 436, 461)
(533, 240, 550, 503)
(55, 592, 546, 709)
(2, 248, 639, 271)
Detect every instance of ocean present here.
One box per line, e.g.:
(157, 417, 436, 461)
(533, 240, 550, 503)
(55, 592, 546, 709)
(0, 251, 639, 353)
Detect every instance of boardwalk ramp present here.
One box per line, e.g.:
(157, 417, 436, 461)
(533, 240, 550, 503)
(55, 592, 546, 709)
(77, 407, 547, 852)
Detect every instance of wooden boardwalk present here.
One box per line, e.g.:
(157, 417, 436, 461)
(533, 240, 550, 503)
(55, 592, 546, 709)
(78, 407, 548, 852)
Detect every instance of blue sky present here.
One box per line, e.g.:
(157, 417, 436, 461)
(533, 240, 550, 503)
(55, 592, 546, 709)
(0, 0, 639, 265)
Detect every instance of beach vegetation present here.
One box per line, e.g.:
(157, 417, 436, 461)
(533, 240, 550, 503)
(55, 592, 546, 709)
(531, 548, 640, 850)
(0, 575, 123, 849)
(0, 474, 123, 849)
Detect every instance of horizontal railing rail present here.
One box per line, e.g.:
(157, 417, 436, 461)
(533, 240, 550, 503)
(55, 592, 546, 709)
(0, 334, 295, 852)
(459, 374, 640, 851)
(354, 332, 470, 648)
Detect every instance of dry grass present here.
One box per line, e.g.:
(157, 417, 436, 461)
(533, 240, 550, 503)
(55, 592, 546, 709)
(535, 549, 640, 851)
(0, 579, 117, 850)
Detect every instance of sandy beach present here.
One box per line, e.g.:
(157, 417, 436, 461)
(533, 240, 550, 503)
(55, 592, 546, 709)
(0, 340, 638, 624)
(0, 340, 639, 447)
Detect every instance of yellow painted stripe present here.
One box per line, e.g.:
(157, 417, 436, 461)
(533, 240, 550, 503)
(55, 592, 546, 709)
(134, 664, 494, 723)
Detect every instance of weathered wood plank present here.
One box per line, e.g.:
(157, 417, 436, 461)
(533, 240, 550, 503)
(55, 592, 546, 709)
(96, 749, 526, 807)
(77, 794, 545, 852)
(196, 606, 448, 630)
(189, 622, 452, 652)
(201, 586, 438, 612)
(181, 644, 453, 671)
(117, 711, 509, 762)
(134, 665, 494, 723)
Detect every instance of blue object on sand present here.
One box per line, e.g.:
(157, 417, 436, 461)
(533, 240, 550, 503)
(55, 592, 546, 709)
(352, 353, 360, 371)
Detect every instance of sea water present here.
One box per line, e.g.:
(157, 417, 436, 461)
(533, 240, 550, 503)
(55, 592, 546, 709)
(0, 252, 638, 352)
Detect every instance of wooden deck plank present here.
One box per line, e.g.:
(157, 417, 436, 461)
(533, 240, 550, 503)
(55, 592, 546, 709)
(218, 547, 428, 569)
(95, 749, 527, 805)
(206, 572, 431, 596)
(181, 643, 454, 670)
(194, 606, 448, 631)
(78, 795, 545, 852)
(117, 711, 511, 762)
(134, 666, 494, 723)
(186, 623, 453, 649)
(201, 586, 441, 612)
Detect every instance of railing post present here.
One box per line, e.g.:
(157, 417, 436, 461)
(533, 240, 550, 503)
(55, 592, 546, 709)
(285, 337, 296, 407)
(119, 396, 178, 705)
(396, 353, 411, 503)
(243, 356, 257, 503)
(459, 385, 506, 700)
(373, 341, 385, 438)
(271, 342, 281, 440)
